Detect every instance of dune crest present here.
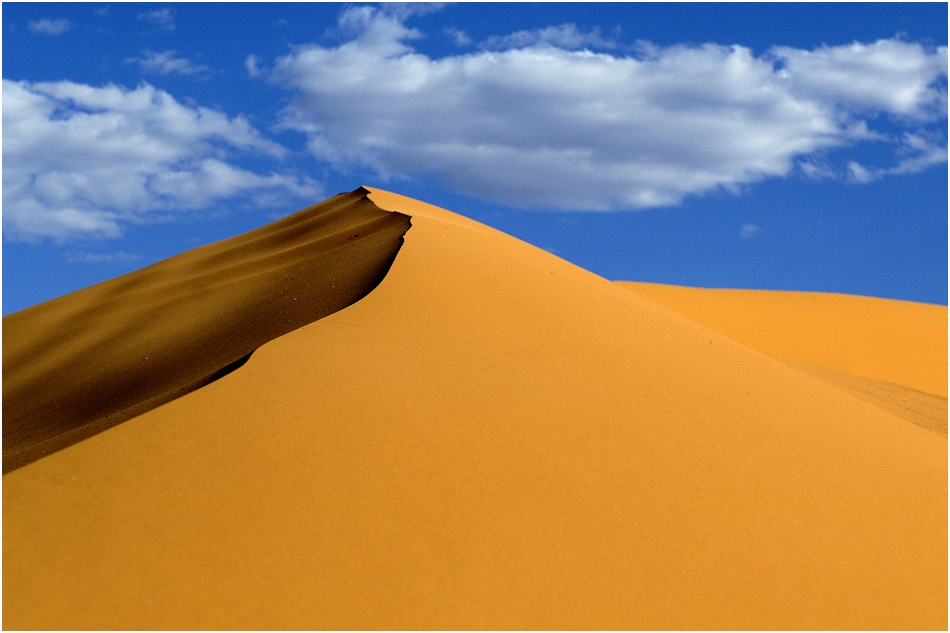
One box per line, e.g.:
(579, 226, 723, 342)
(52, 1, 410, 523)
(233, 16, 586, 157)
(2, 188, 410, 473)
(3, 188, 946, 630)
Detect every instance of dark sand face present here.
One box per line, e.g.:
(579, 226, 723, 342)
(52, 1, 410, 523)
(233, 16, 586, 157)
(2, 188, 410, 472)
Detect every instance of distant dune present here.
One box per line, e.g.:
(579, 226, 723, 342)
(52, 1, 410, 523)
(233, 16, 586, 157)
(616, 281, 948, 397)
(3, 188, 946, 630)
(617, 281, 948, 436)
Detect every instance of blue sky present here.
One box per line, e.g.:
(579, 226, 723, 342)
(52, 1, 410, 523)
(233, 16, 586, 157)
(3, 2, 947, 314)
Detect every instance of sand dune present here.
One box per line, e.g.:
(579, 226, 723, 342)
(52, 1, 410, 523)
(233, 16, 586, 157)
(2, 189, 409, 473)
(616, 281, 948, 437)
(3, 188, 946, 629)
(617, 280, 948, 398)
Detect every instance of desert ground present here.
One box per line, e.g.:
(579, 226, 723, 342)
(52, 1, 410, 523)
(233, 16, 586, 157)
(3, 187, 946, 629)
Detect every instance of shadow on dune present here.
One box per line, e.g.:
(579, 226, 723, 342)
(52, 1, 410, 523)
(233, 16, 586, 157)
(2, 188, 410, 473)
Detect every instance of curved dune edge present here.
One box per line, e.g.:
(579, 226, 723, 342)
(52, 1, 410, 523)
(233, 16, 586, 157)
(3, 187, 946, 630)
(1, 188, 410, 473)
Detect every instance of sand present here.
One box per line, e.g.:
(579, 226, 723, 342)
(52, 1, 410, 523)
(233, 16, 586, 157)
(3, 187, 946, 629)
(617, 281, 948, 436)
(617, 281, 948, 398)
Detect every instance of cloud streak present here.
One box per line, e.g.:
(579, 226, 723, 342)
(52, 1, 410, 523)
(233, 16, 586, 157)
(2, 80, 321, 241)
(28, 18, 72, 35)
(125, 50, 212, 77)
(481, 24, 618, 51)
(270, 7, 947, 211)
(65, 251, 143, 263)
(740, 223, 762, 239)
(138, 8, 175, 31)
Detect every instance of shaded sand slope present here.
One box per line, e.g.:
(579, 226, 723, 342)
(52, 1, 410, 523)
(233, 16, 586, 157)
(3, 188, 946, 629)
(790, 363, 947, 436)
(616, 281, 948, 398)
(2, 189, 409, 472)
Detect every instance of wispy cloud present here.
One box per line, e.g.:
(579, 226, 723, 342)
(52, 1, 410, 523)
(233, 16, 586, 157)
(267, 6, 947, 211)
(138, 7, 175, 30)
(847, 131, 948, 183)
(798, 160, 837, 181)
(444, 27, 471, 47)
(65, 251, 143, 263)
(126, 50, 211, 77)
(740, 223, 763, 239)
(2, 80, 322, 241)
(482, 24, 617, 51)
(245, 54, 263, 78)
(28, 19, 72, 35)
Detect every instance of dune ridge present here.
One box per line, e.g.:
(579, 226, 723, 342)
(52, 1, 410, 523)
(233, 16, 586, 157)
(2, 188, 410, 473)
(3, 188, 945, 629)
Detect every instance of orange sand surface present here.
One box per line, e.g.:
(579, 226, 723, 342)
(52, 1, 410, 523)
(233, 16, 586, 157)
(3, 188, 946, 629)
(617, 281, 948, 437)
(617, 280, 948, 398)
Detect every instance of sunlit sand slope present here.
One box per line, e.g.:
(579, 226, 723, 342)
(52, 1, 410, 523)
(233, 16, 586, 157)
(616, 281, 948, 398)
(2, 189, 409, 472)
(3, 188, 946, 630)
(616, 281, 948, 436)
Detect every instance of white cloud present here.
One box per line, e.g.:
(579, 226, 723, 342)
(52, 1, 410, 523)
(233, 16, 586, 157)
(268, 7, 947, 211)
(770, 39, 948, 120)
(126, 50, 211, 77)
(2, 80, 322, 241)
(138, 8, 175, 30)
(28, 19, 72, 35)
